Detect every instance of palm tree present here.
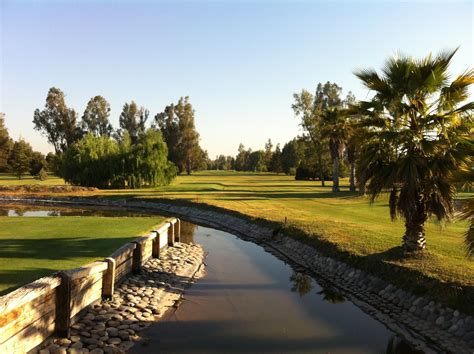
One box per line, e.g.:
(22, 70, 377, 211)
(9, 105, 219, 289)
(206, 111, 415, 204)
(320, 109, 351, 192)
(354, 49, 473, 252)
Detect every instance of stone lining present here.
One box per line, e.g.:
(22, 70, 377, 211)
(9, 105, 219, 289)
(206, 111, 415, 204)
(2, 196, 473, 353)
(37, 242, 205, 354)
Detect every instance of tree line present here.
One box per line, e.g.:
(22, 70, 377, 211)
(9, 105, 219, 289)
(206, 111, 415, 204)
(0, 89, 208, 187)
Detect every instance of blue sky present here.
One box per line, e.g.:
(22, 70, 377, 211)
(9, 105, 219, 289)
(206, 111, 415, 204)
(1, 0, 473, 157)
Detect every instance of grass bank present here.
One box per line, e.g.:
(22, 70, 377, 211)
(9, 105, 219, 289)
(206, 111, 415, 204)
(0, 216, 162, 295)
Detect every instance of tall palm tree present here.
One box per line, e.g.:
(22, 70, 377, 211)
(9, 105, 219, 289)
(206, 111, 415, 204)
(354, 49, 473, 252)
(320, 109, 351, 192)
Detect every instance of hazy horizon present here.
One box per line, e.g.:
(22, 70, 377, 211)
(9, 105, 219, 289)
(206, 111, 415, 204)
(1, 0, 473, 157)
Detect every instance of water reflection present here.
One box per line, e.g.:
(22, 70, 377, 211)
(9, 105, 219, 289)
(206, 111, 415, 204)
(386, 336, 425, 354)
(289, 272, 313, 296)
(0, 205, 152, 217)
(179, 222, 198, 244)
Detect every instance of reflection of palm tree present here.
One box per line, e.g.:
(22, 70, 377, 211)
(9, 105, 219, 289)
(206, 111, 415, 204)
(289, 272, 313, 296)
(386, 336, 424, 354)
(317, 286, 345, 304)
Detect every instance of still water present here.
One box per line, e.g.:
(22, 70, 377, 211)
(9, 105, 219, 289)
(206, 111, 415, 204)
(133, 223, 420, 354)
(0, 204, 420, 353)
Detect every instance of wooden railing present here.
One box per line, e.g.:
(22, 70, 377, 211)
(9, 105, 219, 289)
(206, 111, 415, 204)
(0, 218, 180, 353)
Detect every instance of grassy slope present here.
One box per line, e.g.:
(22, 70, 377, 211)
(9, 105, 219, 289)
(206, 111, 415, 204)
(0, 173, 65, 186)
(0, 216, 162, 294)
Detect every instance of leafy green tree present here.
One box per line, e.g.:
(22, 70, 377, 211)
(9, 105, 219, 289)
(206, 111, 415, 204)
(81, 95, 113, 137)
(29, 151, 47, 177)
(281, 138, 304, 175)
(269, 144, 283, 173)
(118, 101, 148, 144)
(264, 138, 273, 170)
(33, 87, 80, 153)
(60, 134, 119, 188)
(45, 152, 61, 175)
(125, 129, 177, 188)
(155, 97, 203, 174)
(9, 139, 33, 179)
(0, 113, 13, 172)
(355, 49, 473, 252)
(234, 143, 250, 171)
(247, 150, 266, 172)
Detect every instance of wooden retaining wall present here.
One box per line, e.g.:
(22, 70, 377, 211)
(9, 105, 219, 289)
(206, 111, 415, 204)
(0, 218, 179, 353)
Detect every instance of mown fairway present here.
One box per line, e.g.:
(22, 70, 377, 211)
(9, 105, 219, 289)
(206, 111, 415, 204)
(0, 216, 162, 294)
(1, 171, 472, 310)
(99, 171, 473, 310)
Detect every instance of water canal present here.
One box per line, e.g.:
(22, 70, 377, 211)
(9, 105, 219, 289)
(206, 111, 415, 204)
(1, 204, 421, 353)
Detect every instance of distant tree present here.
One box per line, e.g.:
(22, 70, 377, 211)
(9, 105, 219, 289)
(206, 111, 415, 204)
(33, 87, 80, 153)
(248, 150, 266, 172)
(81, 95, 113, 137)
(29, 151, 47, 177)
(155, 97, 203, 174)
(234, 143, 250, 171)
(281, 138, 304, 175)
(269, 144, 283, 173)
(263, 138, 273, 170)
(0, 113, 13, 172)
(118, 101, 148, 144)
(9, 139, 33, 179)
(355, 49, 473, 252)
(45, 152, 61, 175)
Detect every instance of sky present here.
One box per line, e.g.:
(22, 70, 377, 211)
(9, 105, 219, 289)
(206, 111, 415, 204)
(1, 0, 473, 158)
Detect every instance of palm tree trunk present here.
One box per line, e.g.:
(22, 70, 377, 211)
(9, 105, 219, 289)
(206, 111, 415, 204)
(332, 156, 340, 192)
(403, 205, 427, 251)
(349, 162, 356, 192)
(358, 169, 366, 196)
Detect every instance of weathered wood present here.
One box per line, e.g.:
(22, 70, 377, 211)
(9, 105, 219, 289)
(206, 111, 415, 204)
(132, 241, 143, 274)
(115, 257, 133, 282)
(55, 271, 71, 338)
(176, 219, 181, 241)
(71, 272, 103, 297)
(102, 258, 115, 299)
(155, 223, 169, 235)
(0, 276, 60, 316)
(167, 222, 175, 247)
(0, 309, 55, 353)
(0, 291, 55, 344)
(70, 279, 102, 317)
(151, 231, 160, 258)
(65, 261, 107, 281)
(110, 242, 136, 266)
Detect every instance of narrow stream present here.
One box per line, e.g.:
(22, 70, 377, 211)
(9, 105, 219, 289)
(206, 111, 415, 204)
(1, 205, 421, 353)
(134, 223, 420, 354)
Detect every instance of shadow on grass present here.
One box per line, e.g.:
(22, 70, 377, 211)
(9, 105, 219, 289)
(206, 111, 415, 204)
(0, 268, 58, 296)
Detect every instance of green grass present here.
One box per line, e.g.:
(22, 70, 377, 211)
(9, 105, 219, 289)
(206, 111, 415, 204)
(0, 173, 65, 186)
(1, 171, 472, 311)
(95, 171, 473, 312)
(0, 216, 162, 295)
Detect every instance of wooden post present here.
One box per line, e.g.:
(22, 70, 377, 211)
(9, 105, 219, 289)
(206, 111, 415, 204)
(102, 258, 116, 300)
(151, 231, 160, 258)
(132, 241, 143, 274)
(167, 223, 174, 247)
(55, 271, 72, 338)
(176, 219, 181, 242)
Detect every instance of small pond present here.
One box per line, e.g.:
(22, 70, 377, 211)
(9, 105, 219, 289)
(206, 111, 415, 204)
(0, 204, 423, 353)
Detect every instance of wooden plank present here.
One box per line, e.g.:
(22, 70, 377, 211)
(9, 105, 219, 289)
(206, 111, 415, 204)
(0, 291, 55, 344)
(155, 223, 169, 235)
(115, 257, 133, 281)
(71, 272, 103, 297)
(66, 261, 107, 281)
(0, 310, 55, 354)
(110, 243, 136, 265)
(102, 258, 115, 299)
(0, 276, 60, 315)
(132, 241, 143, 274)
(70, 279, 102, 318)
(55, 271, 71, 338)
